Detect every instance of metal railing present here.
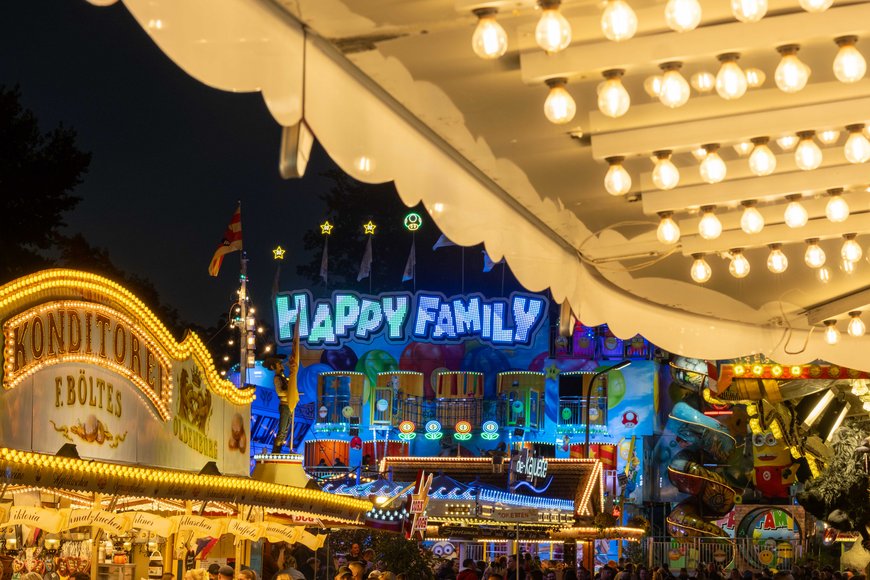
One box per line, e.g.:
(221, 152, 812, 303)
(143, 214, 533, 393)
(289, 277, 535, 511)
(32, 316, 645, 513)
(318, 395, 362, 424)
(645, 537, 804, 572)
(557, 396, 608, 428)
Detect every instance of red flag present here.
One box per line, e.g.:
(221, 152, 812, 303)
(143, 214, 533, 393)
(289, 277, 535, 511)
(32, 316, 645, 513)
(208, 204, 243, 276)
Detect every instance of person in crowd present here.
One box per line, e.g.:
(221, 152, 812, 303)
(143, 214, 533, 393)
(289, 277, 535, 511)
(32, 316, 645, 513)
(237, 570, 257, 580)
(563, 570, 579, 580)
(458, 558, 479, 580)
(484, 557, 507, 579)
(184, 569, 207, 580)
(218, 565, 235, 580)
(507, 555, 525, 580)
(349, 544, 362, 562)
(334, 569, 352, 580)
(348, 562, 366, 580)
(278, 557, 305, 580)
(208, 564, 221, 580)
(395, 574, 407, 580)
(362, 549, 376, 572)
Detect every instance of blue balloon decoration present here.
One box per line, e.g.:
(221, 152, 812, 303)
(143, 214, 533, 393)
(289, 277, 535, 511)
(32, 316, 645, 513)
(298, 363, 332, 403)
(461, 346, 511, 398)
(322, 346, 359, 371)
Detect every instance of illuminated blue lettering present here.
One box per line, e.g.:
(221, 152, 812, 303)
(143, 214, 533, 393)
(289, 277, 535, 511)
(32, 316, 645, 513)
(356, 299, 384, 340)
(513, 296, 545, 344)
(308, 303, 336, 345)
(381, 295, 409, 340)
(275, 292, 310, 341)
(433, 303, 457, 339)
(482, 304, 492, 340)
(414, 295, 440, 337)
(334, 294, 360, 338)
(491, 301, 512, 344)
(453, 297, 481, 336)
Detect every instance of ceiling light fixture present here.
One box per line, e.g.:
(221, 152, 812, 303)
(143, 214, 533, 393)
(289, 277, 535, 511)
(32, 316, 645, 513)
(690, 71, 716, 93)
(817, 266, 832, 283)
(767, 244, 789, 273)
(841, 233, 863, 263)
(840, 258, 857, 274)
(834, 36, 866, 83)
(775, 45, 811, 93)
(823, 319, 840, 344)
(659, 62, 691, 108)
(665, 0, 702, 32)
(699, 144, 727, 183)
(731, 0, 767, 22)
(733, 141, 754, 156)
(848, 311, 866, 337)
(601, 0, 638, 42)
(729, 249, 751, 278)
(471, 8, 508, 60)
(656, 212, 681, 245)
(690, 253, 712, 283)
(716, 53, 748, 100)
(598, 69, 631, 118)
(800, 0, 833, 12)
(643, 75, 663, 98)
(784, 194, 809, 228)
(818, 129, 841, 145)
(536, 0, 572, 53)
(698, 206, 723, 240)
(745, 67, 766, 88)
(805, 238, 826, 268)
(604, 156, 632, 195)
(795, 131, 823, 170)
(825, 188, 850, 223)
(543, 78, 576, 124)
(844, 123, 870, 164)
(652, 150, 680, 190)
(776, 135, 799, 151)
(749, 137, 776, 176)
(740, 201, 765, 234)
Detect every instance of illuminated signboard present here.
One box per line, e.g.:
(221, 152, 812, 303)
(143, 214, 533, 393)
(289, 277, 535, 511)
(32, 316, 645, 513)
(513, 448, 548, 481)
(274, 290, 547, 348)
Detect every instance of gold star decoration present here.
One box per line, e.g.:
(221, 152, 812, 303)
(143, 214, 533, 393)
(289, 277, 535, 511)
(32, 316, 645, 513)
(272, 246, 286, 260)
(320, 221, 334, 235)
(544, 363, 561, 381)
(363, 220, 377, 235)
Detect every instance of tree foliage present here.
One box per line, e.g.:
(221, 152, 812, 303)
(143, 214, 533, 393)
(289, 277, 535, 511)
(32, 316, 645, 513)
(328, 528, 434, 579)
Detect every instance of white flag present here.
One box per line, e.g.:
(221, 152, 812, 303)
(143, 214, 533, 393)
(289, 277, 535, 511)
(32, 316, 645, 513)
(483, 250, 505, 272)
(402, 239, 416, 282)
(357, 236, 373, 281)
(319, 238, 328, 284)
(432, 234, 457, 250)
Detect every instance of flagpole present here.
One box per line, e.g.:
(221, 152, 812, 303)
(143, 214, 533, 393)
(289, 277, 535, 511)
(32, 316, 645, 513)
(369, 236, 373, 294)
(412, 232, 417, 293)
(239, 250, 249, 388)
(461, 247, 465, 294)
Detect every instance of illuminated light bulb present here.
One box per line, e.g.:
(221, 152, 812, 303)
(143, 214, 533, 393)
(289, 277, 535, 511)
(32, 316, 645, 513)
(659, 62, 690, 108)
(804, 238, 826, 268)
(698, 206, 723, 240)
(536, 0, 572, 53)
(776, 135, 798, 151)
(471, 8, 508, 59)
(794, 131, 822, 170)
(665, 0, 702, 32)
(86, 0, 119, 5)
(604, 156, 632, 195)
(652, 150, 680, 190)
(834, 36, 866, 83)
(690, 254, 712, 283)
(825, 188, 849, 222)
(690, 71, 716, 93)
(800, 0, 833, 11)
(817, 265, 832, 283)
(598, 69, 631, 118)
(848, 311, 866, 337)
(767, 244, 789, 273)
(749, 137, 776, 176)
(699, 144, 726, 183)
(844, 124, 870, 163)
(716, 53, 748, 100)
(745, 67, 766, 88)
(543, 78, 576, 124)
(784, 194, 808, 228)
(841, 257, 858, 274)
(841, 233, 863, 263)
(731, 0, 767, 22)
(656, 212, 681, 245)
(601, 0, 638, 42)
(729, 249, 751, 278)
(643, 75, 663, 98)
(740, 201, 765, 234)
(775, 45, 811, 93)
(823, 320, 840, 345)
(691, 147, 708, 161)
(818, 129, 841, 146)
(733, 141, 754, 156)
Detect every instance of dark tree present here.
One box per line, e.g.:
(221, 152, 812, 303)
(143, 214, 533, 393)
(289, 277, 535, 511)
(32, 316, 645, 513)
(0, 85, 91, 281)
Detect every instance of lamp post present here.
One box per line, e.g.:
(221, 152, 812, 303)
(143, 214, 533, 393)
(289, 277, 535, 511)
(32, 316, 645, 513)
(585, 360, 631, 457)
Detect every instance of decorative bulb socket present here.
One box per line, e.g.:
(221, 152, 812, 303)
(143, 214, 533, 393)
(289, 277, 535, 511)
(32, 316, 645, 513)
(769, 243, 783, 250)
(659, 211, 674, 219)
(751, 136, 770, 145)
(691, 252, 704, 259)
(849, 310, 863, 317)
(703, 143, 720, 153)
(785, 193, 803, 202)
(606, 155, 626, 165)
(653, 149, 673, 159)
(472, 7, 499, 18)
(545, 77, 568, 89)
(717, 52, 741, 63)
(741, 200, 757, 208)
(660, 62, 683, 72)
(730, 248, 743, 255)
(806, 237, 820, 244)
(844, 232, 857, 241)
(700, 205, 716, 212)
(827, 187, 844, 195)
(796, 130, 815, 140)
(602, 69, 626, 80)
(846, 123, 866, 133)
(777, 44, 801, 56)
(539, 0, 562, 8)
(835, 35, 858, 48)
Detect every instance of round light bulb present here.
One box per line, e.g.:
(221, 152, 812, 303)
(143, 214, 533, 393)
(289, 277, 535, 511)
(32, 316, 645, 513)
(824, 321, 840, 345)
(652, 151, 680, 190)
(767, 244, 789, 273)
(841, 257, 858, 274)
(848, 312, 866, 337)
(784, 196, 808, 228)
(844, 124, 870, 163)
(745, 68, 766, 88)
(740, 203, 765, 234)
(471, 10, 508, 60)
(643, 75, 663, 98)
(604, 157, 632, 195)
(699, 146, 727, 183)
(598, 70, 631, 118)
(817, 129, 841, 145)
(800, 0, 833, 11)
(536, 3, 572, 53)
(731, 0, 767, 22)
(729, 250, 751, 278)
(804, 239, 826, 268)
(776, 135, 799, 151)
(698, 207, 723, 240)
(733, 141, 754, 156)
(817, 266, 832, 283)
(691, 147, 708, 161)
(749, 138, 776, 176)
(690, 72, 716, 93)
(795, 132, 822, 170)
(842, 235, 863, 263)
(825, 191, 849, 223)
(690, 254, 712, 283)
(665, 0, 702, 32)
(834, 37, 866, 83)
(657, 213, 681, 245)
(601, 0, 638, 42)
(775, 46, 811, 93)
(543, 79, 576, 124)
(716, 54, 748, 100)
(659, 64, 690, 108)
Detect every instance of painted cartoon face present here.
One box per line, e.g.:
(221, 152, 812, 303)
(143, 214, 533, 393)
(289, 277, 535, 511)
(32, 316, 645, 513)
(752, 433, 791, 466)
(430, 541, 455, 559)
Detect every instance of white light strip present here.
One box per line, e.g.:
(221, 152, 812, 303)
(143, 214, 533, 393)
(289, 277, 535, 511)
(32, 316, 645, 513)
(826, 403, 851, 442)
(804, 390, 836, 427)
(806, 286, 870, 325)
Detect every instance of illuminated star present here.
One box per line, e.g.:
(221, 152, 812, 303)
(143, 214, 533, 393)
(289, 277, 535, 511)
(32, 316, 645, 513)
(544, 363, 561, 381)
(363, 220, 377, 235)
(320, 220, 334, 235)
(272, 246, 286, 260)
